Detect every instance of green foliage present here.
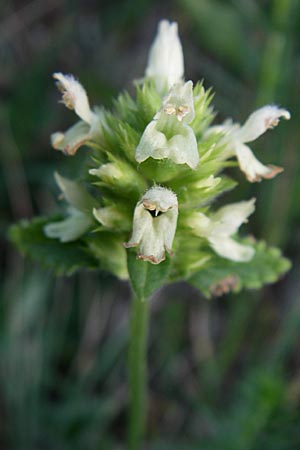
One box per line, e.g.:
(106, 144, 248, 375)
(9, 217, 98, 275)
(188, 240, 291, 298)
(127, 250, 171, 299)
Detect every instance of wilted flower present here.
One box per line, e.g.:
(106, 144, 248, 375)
(51, 73, 104, 155)
(208, 105, 290, 182)
(124, 187, 178, 264)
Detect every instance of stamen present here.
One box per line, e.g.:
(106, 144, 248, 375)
(56, 81, 75, 110)
(265, 117, 279, 129)
(163, 103, 189, 121)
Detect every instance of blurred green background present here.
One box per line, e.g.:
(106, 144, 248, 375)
(1, 0, 300, 449)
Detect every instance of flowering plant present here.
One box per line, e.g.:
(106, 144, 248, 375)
(10, 19, 291, 449)
(11, 20, 290, 298)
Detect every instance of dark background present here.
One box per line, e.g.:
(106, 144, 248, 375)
(1, 1, 300, 449)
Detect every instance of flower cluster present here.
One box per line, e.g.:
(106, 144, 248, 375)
(38, 20, 290, 291)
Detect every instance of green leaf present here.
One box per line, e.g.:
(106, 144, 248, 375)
(9, 217, 98, 275)
(188, 240, 291, 298)
(126, 250, 171, 299)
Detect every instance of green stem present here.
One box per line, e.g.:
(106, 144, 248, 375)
(128, 294, 149, 450)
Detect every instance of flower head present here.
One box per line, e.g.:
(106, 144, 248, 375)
(124, 187, 178, 264)
(23, 18, 290, 295)
(145, 20, 184, 95)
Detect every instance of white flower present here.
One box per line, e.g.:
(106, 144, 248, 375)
(135, 81, 199, 169)
(124, 186, 178, 264)
(208, 105, 290, 182)
(189, 199, 256, 262)
(51, 73, 103, 155)
(44, 208, 93, 243)
(44, 172, 96, 242)
(145, 20, 184, 95)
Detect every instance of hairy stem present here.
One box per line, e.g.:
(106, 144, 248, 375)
(128, 294, 149, 450)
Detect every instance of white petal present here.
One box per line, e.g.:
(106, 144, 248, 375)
(211, 198, 256, 236)
(162, 80, 195, 123)
(237, 105, 290, 143)
(161, 208, 178, 253)
(53, 72, 92, 124)
(145, 20, 184, 95)
(235, 143, 283, 182)
(51, 121, 91, 155)
(167, 124, 199, 169)
(135, 120, 167, 163)
(135, 117, 199, 169)
(124, 203, 151, 248)
(54, 172, 96, 212)
(208, 235, 255, 262)
(44, 209, 92, 242)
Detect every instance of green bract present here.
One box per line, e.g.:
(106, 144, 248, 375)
(10, 20, 291, 298)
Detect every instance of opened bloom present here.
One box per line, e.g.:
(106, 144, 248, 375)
(124, 187, 178, 264)
(51, 73, 103, 155)
(188, 199, 256, 262)
(135, 81, 199, 169)
(145, 20, 184, 95)
(208, 105, 290, 182)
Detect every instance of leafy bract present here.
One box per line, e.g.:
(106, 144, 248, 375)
(9, 217, 98, 275)
(127, 250, 171, 299)
(188, 240, 291, 298)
